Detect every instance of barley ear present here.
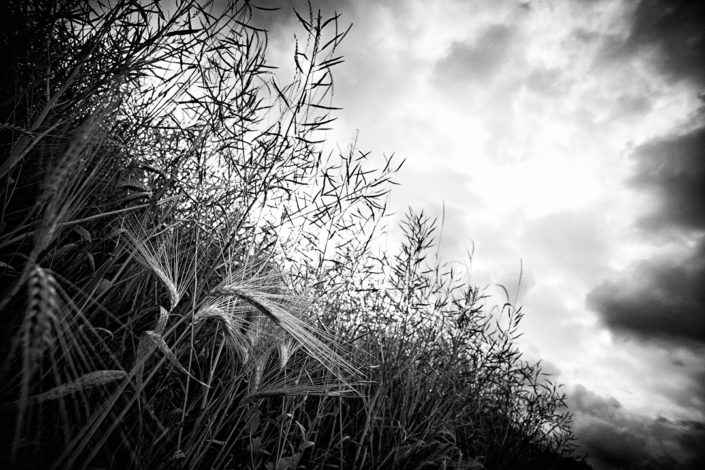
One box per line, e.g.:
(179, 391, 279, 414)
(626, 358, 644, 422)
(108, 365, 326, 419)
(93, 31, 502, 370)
(23, 266, 57, 373)
(144, 331, 209, 388)
(1, 370, 127, 409)
(15, 265, 58, 459)
(156, 306, 169, 334)
(134, 334, 150, 395)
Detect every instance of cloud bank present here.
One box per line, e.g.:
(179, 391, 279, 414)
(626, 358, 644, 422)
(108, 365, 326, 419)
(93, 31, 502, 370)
(569, 384, 705, 470)
(620, 0, 705, 86)
(582, 2, 705, 467)
(587, 239, 705, 345)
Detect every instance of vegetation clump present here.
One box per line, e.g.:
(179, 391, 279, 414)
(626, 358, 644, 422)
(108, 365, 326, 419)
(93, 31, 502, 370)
(0, 1, 589, 469)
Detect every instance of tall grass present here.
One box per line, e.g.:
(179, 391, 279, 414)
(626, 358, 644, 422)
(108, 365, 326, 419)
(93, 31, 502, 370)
(0, 1, 589, 469)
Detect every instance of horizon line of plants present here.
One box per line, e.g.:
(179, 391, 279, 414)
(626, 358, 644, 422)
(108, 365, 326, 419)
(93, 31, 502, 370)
(0, 1, 587, 469)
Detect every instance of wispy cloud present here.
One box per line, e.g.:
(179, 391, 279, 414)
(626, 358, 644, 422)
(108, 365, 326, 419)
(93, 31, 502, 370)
(434, 24, 519, 84)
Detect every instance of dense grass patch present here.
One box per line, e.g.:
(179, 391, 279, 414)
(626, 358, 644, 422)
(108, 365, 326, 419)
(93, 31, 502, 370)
(0, 1, 590, 469)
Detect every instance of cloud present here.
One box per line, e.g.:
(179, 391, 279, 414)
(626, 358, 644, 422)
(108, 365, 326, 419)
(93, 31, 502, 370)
(612, 93, 653, 121)
(623, 0, 705, 87)
(659, 351, 705, 412)
(569, 385, 705, 470)
(523, 210, 612, 281)
(583, 111, 705, 467)
(586, 241, 705, 345)
(586, 117, 705, 345)
(434, 24, 517, 84)
(630, 124, 705, 232)
(524, 67, 569, 96)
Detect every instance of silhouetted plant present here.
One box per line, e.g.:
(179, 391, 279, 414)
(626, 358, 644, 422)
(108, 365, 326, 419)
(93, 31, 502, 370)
(0, 1, 586, 469)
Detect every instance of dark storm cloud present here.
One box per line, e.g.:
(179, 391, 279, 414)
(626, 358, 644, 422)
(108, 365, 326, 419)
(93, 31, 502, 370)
(631, 125, 705, 231)
(586, 240, 705, 344)
(569, 385, 705, 470)
(593, 0, 705, 87)
(663, 358, 705, 411)
(623, 0, 705, 87)
(584, 114, 705, 469)
(587, 121, 705, 344)
(435, 24, 517, 83)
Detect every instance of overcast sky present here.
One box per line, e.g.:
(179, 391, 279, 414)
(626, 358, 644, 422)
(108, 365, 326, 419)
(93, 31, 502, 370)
(254, 1, 705, 468)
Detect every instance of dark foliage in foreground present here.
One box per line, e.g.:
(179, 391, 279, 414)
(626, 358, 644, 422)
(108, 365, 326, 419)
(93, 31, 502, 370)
(0, 1, 590, 469)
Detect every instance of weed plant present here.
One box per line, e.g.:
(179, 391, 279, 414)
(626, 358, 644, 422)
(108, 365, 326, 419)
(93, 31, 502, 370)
(0, 1, 590, 469)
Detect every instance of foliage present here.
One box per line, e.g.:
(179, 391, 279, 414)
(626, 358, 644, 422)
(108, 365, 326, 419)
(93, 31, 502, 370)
(0, 1, 587, 469)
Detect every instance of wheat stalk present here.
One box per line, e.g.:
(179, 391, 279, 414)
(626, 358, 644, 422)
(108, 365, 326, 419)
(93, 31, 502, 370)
(1, 371, 127, 409)
(0, 122, 35, 136)
(14, 265, 59, 460)
(22, 266, 57, 371)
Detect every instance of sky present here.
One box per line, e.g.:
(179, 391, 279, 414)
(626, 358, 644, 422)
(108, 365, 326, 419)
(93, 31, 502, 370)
(252, 1, 705, 468)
